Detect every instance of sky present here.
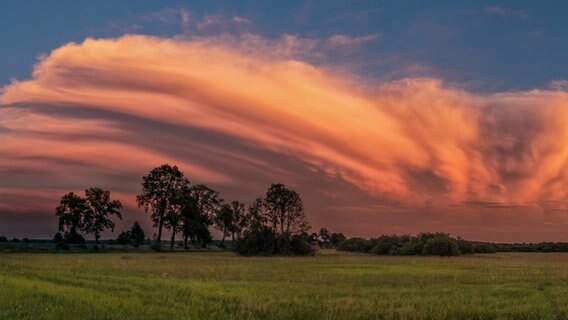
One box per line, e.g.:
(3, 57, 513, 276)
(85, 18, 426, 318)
(1, 1, 568, 242)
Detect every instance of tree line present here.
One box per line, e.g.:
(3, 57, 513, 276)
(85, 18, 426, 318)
(336, 233, 497, 256)
(50, 164, 325, 255)
(5, 163, 568, 255)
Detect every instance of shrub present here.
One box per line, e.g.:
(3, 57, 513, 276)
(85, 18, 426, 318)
(64, 229, 85, 244)
(337, 238, 368, 252)
(422, 236, 459, 256)
(290, 235, 311, 255)
(149, 243, 162, 252)
(473, 243, 496, 254)
(457, 238, 474, 254)
(52, 232, 64, 244)
(329, 233, 347, 248)
(235, 228, 276, 256)
(55, 241, 70, 250)
(116, 231, 132, 245)
(0, 236, 7, 243)
(399, 239, 423, 255)
(370, 235, 399, 255)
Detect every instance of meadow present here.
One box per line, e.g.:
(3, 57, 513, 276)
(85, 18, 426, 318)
(1, 251, 567, 320)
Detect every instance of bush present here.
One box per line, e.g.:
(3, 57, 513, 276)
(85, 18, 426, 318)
(290, 235, 310, 255)
(399, 239, 423, 255)
(0, 236, 7, 243)
(422, 236, 459, 256)
(235, 228, 276, 256)
(329, 233, 347, 248)
(457, 238, 474, 254)
(116, 231, 132, 245)
(52, 232, 64, 244)
(473, 243, 496, 254)
(370, 235, 399, 255)
(64, 229, 85, 244)
(337, 238, 368, 252)
(55, 241, 70, 250)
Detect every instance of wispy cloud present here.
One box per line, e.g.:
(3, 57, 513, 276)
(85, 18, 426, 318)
(484, 6, 529, 19)
(326, 33, 380, 49)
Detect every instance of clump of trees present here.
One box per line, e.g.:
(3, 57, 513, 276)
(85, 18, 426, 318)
(337, 233, 493, 256)
(116, 222, 146, 247)
(309, 228, 346, 248)
(54, 187, 123, 247)
(134, 165, 313, 254)
(235, 183, 311, 255)
(136, 164, 226, 250)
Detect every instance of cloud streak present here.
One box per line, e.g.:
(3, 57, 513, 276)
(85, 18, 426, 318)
(1, 35, 568, 240)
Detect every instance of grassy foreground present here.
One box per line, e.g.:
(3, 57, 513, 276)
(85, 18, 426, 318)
(1, 251, 568, 319)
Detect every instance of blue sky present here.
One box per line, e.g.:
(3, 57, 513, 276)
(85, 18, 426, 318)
(1, 1, 567, 92)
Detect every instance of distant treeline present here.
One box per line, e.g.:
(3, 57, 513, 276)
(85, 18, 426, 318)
(335, 234, 568, 256)
(3, 163, 568, 256)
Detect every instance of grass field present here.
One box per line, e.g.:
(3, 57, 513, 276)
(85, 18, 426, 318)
(1, 251, 568, 319)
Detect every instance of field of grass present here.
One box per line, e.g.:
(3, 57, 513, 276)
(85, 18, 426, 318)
(1, 251, 568, 319)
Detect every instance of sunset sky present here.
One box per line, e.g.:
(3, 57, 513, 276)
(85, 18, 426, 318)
(2, 1, 568, 242)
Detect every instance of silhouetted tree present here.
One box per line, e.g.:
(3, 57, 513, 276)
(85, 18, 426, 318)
(137, 164, 189, 249)
(229, 200, 246, 245)
(52, 232, 64, 244)
(178, 190, 200, 249)
(215, 204, 234, 246)
(189, 184, 222, 247)
(116, 231, 132, 245)
(236, 184, 310, 255)
(55, 192, 87, 241)
(83, 187, 123, 245)
(117, 222, 146, 247)
(264, 183, 310, 253)
(318, 228, 331, 247)
(0, 236, 8, 243)
(329, 232, 346, 247)
(130, 222, 146, 247)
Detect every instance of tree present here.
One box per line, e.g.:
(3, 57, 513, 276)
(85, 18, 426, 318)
(215, 204, 234, 247)
(318, 228, 331, 247)
(229, 200, 246, 245)
(116, 222, 146, 247)
(422, 235, 459, 256)
(264, 183, 310, 253)
(188, 184, 222, 247)
(116, 231, 132, 245)
(55, 192, 86, 241)
(130, 222, 146, 247)
(235, 184, 311, 256)
(329, 232, 346, 247)
(178, 190, 200, 249)
(137, 164, 189, 249)
(83, 187, 123, 245)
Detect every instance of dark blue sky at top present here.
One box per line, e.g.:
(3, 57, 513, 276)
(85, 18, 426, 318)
(0, 0, 567, 92)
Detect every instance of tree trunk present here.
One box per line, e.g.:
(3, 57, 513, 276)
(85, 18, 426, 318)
(183, 233, 189, 249)
(157, 217, 164, 248)
(221, 232, 226, 246)
(232, 233, 235, 246)
(95, 232, 100, 245)
(170, 230, 176, 249)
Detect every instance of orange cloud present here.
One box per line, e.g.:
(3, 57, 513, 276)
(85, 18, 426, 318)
(2, 35, 568, 240)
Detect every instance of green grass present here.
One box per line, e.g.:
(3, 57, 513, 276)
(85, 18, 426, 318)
(1, 251, 568, 319)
